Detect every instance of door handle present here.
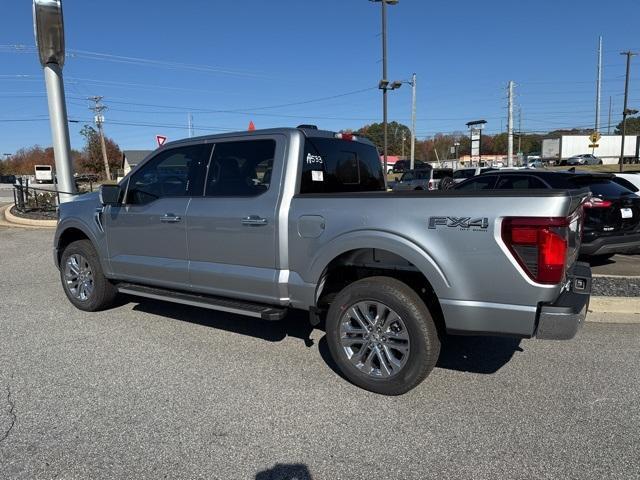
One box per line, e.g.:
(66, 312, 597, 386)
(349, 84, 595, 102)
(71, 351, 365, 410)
(242, 215, 268, 226)
(160, 213, 182, 223)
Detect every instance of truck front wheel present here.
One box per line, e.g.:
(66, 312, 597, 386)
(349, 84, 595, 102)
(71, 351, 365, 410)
(325, 276, 440, 395)
(59, 240, 118, 311)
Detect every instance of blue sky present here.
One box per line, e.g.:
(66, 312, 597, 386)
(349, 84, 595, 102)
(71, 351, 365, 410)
(1, 0, 640, 153)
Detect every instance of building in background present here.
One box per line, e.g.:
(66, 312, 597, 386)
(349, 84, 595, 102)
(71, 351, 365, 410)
(120, 150, 152, 179)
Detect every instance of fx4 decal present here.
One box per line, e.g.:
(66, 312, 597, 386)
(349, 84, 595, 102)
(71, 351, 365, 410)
(428, 216, 490, 230)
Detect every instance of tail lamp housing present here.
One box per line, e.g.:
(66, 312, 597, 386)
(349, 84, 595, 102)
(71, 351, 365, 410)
(501, 217, 570, 284)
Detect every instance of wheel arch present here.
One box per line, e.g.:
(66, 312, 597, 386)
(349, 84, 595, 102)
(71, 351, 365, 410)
(308, 232, 450, 333)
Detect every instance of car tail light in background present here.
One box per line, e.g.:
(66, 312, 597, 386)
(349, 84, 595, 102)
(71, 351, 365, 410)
(428, 180, 435, 190)
(583, 197, 612, 209)
(502, 217, 570, 284)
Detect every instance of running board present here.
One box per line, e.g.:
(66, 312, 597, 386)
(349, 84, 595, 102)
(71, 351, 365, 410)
(117, 283, 287, 320)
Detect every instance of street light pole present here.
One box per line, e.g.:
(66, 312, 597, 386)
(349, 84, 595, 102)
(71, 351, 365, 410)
(410, 73, 416, 170)
(381, 0, 389, 176)
(33, 0, 76, 202)
(371, 0, 399, 176)
(619, 51, 637, 172)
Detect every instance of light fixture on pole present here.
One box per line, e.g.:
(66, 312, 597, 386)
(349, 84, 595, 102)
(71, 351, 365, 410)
(33, 0, 75, 202)
(370, 0, 399, 176)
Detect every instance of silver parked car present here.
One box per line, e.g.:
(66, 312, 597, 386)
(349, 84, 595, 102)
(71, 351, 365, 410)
(392, 168, 454, 191)
(566, 154, 603, 165)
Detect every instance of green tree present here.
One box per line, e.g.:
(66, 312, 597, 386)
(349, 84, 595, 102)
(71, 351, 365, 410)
(78, 125, 122, 177)
(615, 116, 640, 135)
(355, 121, 412, 156)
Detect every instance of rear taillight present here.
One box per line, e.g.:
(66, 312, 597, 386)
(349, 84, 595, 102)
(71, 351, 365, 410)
(502, 217, 569, 284)
(335, 132, 356, 141)
(428, 180, 435, 190)
(584, 197, 612, 208)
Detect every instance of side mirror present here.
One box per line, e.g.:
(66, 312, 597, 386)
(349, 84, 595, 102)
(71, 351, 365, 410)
(99, 184, 121, 206)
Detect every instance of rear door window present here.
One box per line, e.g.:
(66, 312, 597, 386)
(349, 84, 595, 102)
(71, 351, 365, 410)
(300, 138, 385, 194)
(495, 175, 548, 189)
(456, 175, 498, 190)
(453, 169, 474, 179)
(205, 139, 275, 197)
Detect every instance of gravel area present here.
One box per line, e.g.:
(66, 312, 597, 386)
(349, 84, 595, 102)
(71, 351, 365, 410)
(592, 275, 640, 297)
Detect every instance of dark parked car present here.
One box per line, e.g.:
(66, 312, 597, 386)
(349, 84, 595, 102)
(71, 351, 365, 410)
(0, 174, 16, 184)
(455, 170, 640, 257)
(391, 159, 427, 174)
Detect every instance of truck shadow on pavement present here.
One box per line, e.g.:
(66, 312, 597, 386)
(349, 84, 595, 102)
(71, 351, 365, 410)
(130, 299, 316, 347)
(130, 299, 522, 375)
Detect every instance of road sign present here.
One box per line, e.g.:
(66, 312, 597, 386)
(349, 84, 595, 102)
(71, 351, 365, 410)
(156, 135, 167, 147)
(589, 132, 601, 144)
(589, 143, 599, 148)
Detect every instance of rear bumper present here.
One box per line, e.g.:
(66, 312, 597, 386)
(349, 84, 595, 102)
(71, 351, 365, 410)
(535, 262, 591, 340)
(580, 232, 640, 256)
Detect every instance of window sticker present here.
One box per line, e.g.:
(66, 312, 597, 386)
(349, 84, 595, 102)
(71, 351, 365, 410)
(306, 153, 323, 165)
(311, 170, 324, 182)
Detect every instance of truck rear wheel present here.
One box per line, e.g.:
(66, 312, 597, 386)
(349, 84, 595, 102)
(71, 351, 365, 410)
(325, 276, 440, 395)
(59, 239, 117, 311)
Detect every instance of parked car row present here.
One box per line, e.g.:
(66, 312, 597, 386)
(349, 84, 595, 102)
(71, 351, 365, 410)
(454, 169, 640, 258)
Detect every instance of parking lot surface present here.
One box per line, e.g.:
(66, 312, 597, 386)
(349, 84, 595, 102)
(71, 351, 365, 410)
(1, 227, 639, 479)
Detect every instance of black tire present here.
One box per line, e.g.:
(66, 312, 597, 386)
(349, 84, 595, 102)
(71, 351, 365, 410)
(59, 239, 118, 311)
(325, 276, 440, 395)
(439, 176, 455, 190)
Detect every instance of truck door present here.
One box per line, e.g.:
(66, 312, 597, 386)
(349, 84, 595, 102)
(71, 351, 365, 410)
(186, 136, 284, 303)
(105, 144, 211, 288)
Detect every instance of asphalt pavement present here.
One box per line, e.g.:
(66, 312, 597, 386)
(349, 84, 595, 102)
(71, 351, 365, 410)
(1, 227, 640, 479)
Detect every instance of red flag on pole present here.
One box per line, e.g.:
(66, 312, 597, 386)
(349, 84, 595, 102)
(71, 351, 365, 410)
(248, 121, 256, 131)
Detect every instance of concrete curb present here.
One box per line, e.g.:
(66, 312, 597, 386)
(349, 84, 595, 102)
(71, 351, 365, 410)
(2, 204, 57, 228)
(587, 296, 640, 322)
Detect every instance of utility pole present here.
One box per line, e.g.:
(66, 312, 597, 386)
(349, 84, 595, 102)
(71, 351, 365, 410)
(517, 107, 522, 162)
(410, 72, 416, 169)
(607, 96, 612, 134)
(89, 96, 111, 180)
(381, 0, 389, 175)
(188, 112, 194, 138)
(401, 131, 406, 157)
(595, 36, 602, 132)
(507, 80, 514, 167)
(619, 51, 637, 172)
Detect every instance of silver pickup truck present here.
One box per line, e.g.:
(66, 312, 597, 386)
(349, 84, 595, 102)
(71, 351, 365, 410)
(54, 127, 592, 395)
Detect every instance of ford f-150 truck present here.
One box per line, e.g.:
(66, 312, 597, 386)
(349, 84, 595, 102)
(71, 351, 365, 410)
(54, 127, 592, 395)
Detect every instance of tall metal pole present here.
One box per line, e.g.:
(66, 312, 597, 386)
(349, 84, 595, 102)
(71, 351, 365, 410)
(188, 112, 194, 138)
(507, 80, 514, 167)
(34, 0, 76, 202)
(595, 36, 602, 132)
(410, 72, 416, 170)
(381, 0, 389, 176)
(619, 51, 637, 172)
(607, 96, 612, 134)
(43, 63, 75, 201)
